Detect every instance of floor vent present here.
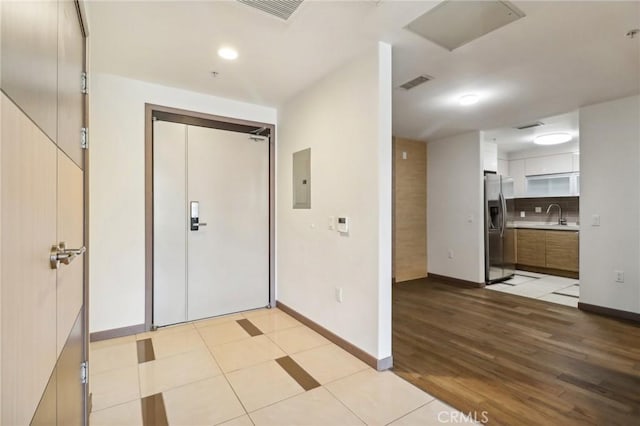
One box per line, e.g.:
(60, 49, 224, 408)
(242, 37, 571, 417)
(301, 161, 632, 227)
(400, 75, 433, 90)
(515, 121, 544, 130)
(237, 0, 303, 21)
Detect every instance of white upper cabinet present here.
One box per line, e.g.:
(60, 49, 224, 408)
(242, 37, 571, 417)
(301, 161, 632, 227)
(524, 153, 573, 176)
(482, 141, 498, 172)
(509, 159, 526, 196)
(498, 158, 509, 176)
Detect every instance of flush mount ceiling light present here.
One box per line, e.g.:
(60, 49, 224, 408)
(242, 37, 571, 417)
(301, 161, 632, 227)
(218, 47, 238, 60)
(534, 133, 572, 145)
(459, 94, 479, 106)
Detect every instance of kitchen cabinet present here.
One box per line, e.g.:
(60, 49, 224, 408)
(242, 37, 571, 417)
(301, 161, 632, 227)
(483, 141, 498, 172)
(572, 153, 580, 172)
(545, 231, 579, 272)
(524, 153, 573, 176)
(516, 229, 546, 267)
(515, 228, 579, 274)
(509, 159, 526, 197)
(498, 158, 509, 176)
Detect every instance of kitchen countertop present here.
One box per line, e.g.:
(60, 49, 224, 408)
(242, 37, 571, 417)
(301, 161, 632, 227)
(513, 221, 580, 231)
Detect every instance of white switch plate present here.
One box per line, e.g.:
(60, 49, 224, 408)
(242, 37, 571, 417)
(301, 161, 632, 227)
(520, 211, 526, 218)
(335, 287, 343, 302)
(328, 216, 335, 230)
(448, 249, 454, 259)
(535, 207, 542, 213)
(592, 214, 600, 226)
(615, 270, 624, 283)
(402, 151, 407, 160)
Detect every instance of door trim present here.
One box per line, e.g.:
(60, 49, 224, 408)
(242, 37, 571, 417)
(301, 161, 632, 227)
(144, 103, 276, 331)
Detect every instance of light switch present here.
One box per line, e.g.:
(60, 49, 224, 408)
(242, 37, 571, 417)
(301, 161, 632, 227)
(402, 151, 407, 160)
(535, 207, 542, 213)
(592, 214, 600, 226)
(520, 211, 526, 218)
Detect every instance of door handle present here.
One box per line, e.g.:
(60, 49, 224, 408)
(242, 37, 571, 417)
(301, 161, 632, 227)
(50, 242, 86, 269)
(190, 201, 207, 231)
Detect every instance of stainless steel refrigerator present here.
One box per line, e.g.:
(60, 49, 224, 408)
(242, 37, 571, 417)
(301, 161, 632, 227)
(485, 173, 516, 284)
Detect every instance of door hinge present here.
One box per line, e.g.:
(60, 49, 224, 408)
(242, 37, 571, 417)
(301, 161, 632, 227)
(81, 72, 88, 94)
(81, 127, 88, 150)
(80, 361, 88, 384)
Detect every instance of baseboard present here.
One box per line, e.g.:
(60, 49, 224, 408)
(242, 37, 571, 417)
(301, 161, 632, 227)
(90, 323, 146, 342)
(428, 273, 484, 288)
(516, 264, 579, 279)
(276, 301, 392, 371)
(578, 302, 640, 323)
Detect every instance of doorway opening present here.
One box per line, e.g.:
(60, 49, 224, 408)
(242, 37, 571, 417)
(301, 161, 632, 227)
(144, 104, 275, 330)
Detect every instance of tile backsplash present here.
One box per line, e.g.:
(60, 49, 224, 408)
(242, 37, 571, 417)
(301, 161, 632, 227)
(513, 196, 579, 223)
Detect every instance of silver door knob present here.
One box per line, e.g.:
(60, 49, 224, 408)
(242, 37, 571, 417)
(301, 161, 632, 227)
(50, 242, 86, 269)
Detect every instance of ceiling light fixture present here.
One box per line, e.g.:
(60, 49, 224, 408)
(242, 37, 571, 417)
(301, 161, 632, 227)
(218, 47, 238, 60)
(459, 94, 479, 106)
(534, 133, 572, 145)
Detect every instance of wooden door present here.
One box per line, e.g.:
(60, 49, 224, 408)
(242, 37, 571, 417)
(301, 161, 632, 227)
(58, 0, 85, 167)
(1, 1, 87, 424)
(1, 0, 59, 141)
(1, 94, 58, 426)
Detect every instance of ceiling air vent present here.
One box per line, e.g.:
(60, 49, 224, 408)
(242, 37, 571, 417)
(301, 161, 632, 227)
(400, 75, 433, 90)
(515, 121, 544, 130)
(237, 0, 303, 21)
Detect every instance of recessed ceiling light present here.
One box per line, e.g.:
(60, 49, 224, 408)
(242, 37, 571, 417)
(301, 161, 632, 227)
(534, 133, 572, 145)
(459, 94, 479, 106)
(218, 47, 238, 60)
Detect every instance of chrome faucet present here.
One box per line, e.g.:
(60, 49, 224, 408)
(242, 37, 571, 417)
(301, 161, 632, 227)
(546, 203, 566, 225)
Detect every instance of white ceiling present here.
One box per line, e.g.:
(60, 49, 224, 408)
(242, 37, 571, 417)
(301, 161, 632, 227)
(86, 0, 640, 142)
(482, 110, 579, 153)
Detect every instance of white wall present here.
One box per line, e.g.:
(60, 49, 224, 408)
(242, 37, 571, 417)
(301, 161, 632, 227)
(89, 73, 276, 333)
(276, 43, 392, 362)
(427, 132, 484, 284)
(579, 95, 640, 314)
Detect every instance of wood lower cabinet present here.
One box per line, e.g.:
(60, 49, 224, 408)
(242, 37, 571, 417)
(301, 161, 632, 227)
(545, 231, 579, 272)
(516, 228, 579, 274)
(516, 229, 546, 268)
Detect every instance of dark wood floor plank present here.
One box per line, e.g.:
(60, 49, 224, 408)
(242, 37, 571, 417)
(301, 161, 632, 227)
(392, 278, 640, 425)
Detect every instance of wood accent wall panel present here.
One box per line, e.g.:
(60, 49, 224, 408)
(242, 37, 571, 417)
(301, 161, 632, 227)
(56, 151, 84, 355)
(1, 94, 58, 426)
(57, 0, 85, 168)
(56, 311, 84, 425)
(1, 0, 59, 141)
(393, 137, 427, 282)
(515, 229, 546, 267)
(545, 230, 579, 272)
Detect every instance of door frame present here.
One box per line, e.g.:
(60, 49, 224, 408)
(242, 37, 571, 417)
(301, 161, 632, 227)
(144, 103, 276, 330)
(77, 0, 90, 422)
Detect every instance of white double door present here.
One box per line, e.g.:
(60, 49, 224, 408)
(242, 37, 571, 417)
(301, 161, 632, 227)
(154, 121, 269, 326)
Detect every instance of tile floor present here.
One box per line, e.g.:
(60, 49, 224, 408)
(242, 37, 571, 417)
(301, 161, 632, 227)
(90, 308, 479, 425)
(486, 270, 579, 307)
